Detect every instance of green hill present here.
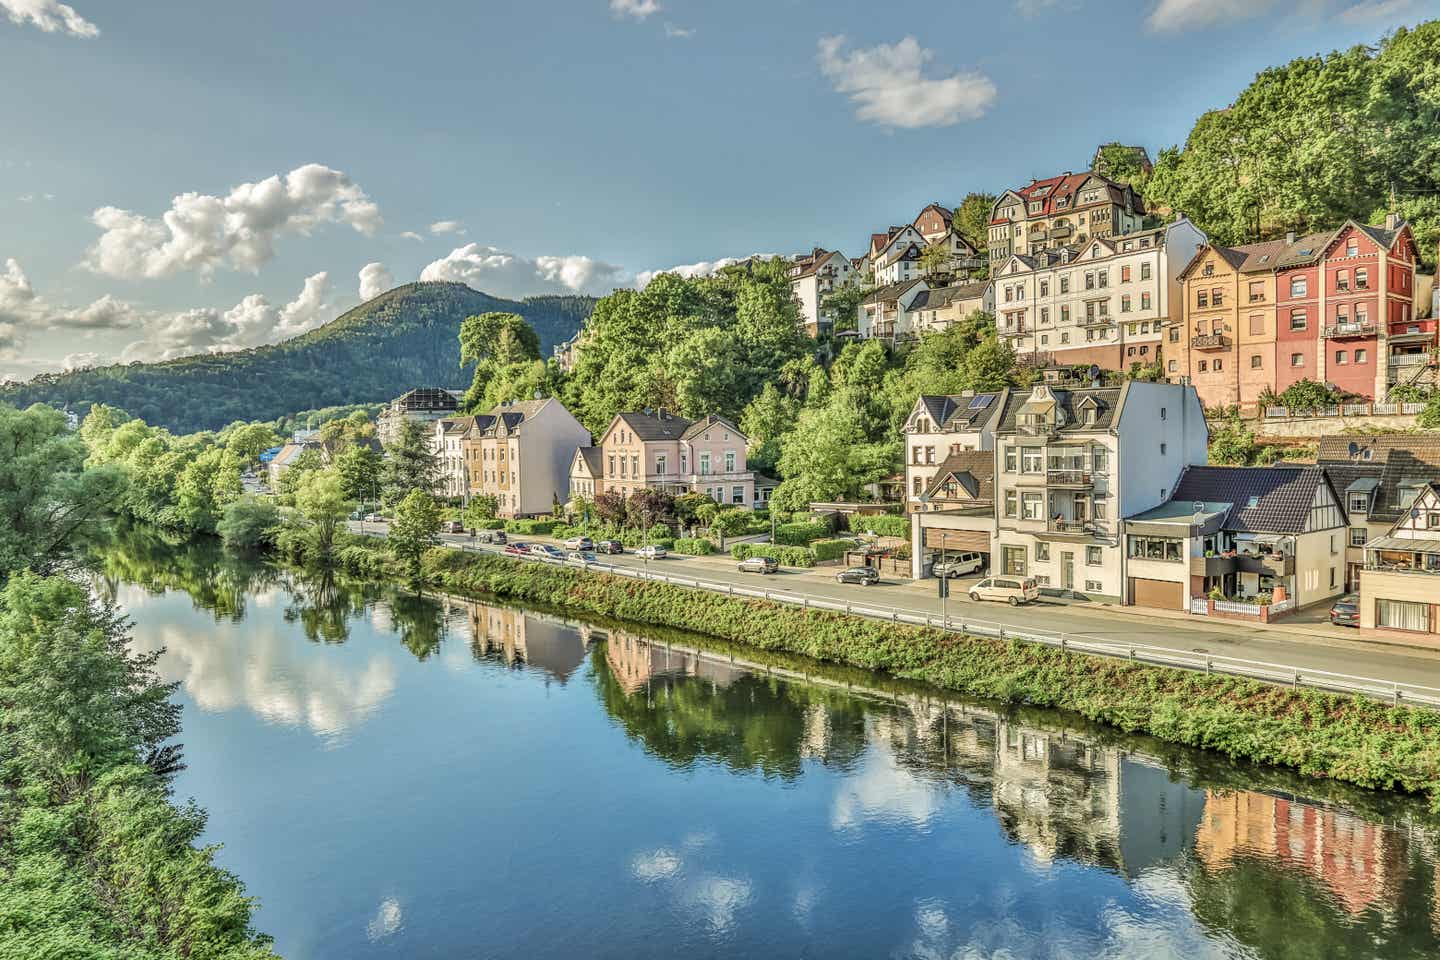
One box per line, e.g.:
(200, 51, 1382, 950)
(0, 282, 594, 434)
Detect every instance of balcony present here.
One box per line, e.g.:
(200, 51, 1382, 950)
(1079, 315, 1114, 328)
(1050, 224, 1073, 239)
(1191, 333, 1231, 350)
(1046, 469, 1095, 488)
(1323, 320, 1376, 340)
(999, 325, 1028, 339)
(1237, 553, 1296, 577)
(1190, 555, 1236, 577)
(1043, 518, 1111, 541)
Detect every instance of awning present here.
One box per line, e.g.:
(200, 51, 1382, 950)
(1345, 477, 1380, 494)
(1236, 533, 1288, 545)
(1388, 332, 1435, 344)
(1367, 536, 1440, 553)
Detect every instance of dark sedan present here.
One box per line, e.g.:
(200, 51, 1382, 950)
(595, 540, 624, 555)
(836, 566, 880, 586)
(1329, 595, 1359, 628)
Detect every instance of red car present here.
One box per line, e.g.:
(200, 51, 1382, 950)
(504, 542, 530, 556)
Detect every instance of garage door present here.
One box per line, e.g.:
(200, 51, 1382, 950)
(925, 528, 990, 552)
(1130, 577, 1183, 610)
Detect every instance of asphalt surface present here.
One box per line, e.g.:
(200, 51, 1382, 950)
(347, 521, 1440, 692)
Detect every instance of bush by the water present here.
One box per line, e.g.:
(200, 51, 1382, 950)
(674, 537, 716, 556)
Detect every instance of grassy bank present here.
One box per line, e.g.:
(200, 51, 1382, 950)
(350, 541, 1440, 806)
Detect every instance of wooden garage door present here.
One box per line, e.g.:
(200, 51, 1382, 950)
(1129, 577, 1183, 610)
(925, 528, 990, 552)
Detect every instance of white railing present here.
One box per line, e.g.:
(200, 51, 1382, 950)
(360, 530, 1440, 710)
(1189, 597, 1209, 616)
(1214, 600, 1263, 616)
(1262, 401, 1426, 419)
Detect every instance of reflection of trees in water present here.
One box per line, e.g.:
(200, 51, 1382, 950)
(88, 523, 279, 621)
(280, 569, 374, 645)
(386, 591, 448, 661)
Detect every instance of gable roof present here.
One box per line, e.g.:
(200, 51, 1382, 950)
(922, 451, 995, 503)
(907, 281, 989, 312)
(573, 445, 602, 476)
(1316, 434, 1440, 522)
(912, 391, 1005, 433)
(611, 409, 695, 441)
(1166, 465, 1338, 534)
(679, 413, 747, 443)
(861, 277, 927, 305)
(994, 386, 1121, 435)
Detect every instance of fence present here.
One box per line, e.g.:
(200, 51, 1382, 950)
(1214, 599, 1263, 616)
(1261, 401, 1426, 419)
(393, 531, 1440, 710)
(1188, 597, 1209, 616)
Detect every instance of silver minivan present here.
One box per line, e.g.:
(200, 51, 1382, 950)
(968, 576, 1040, 606)
(932, 552, 986, 578)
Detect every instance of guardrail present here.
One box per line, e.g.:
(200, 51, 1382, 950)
(361, 529, 1440, 710)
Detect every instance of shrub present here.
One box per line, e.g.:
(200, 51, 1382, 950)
(773, 521, 829, 546)
(810, 538, 851, 562)
(730, 543, 815, 567)
(674, 537, 715, 556)
(649, 538, 675, 552)
(853, 514, 909, 538)
(504, 519, 556, 535)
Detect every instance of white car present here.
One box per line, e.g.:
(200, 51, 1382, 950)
(931, 552, 986, 578)
(635, 545, 667, 560)
(968, 577, 1040, 606)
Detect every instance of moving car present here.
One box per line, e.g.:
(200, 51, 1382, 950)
(364, 513, 384, 523)
(530, 544, 565, 559)
(442, 520, 465, 534)
(567, 550, 598, 565)
(564, 536, 595, 551)
(737, 555, 779, 574)
(504, 542, 529, 556)
(968, 577, 1040, 606)
(1329, 594, 1359, 628)
(836, 566, 880, 586)
(595, 540, 624, 555)
(931, 552, 986, 578)
(478, 530, 507, 544)
(635, 545, 667, 560)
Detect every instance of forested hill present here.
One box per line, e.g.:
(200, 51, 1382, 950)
(0, 282, 595, 434)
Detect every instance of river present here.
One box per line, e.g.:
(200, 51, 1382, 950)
(92, 532, 1440, 959)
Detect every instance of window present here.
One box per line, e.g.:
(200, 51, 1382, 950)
(1356, 348, 1367, 363)
(631, 455, 640, 476)
(1291, 353, 1304, 367)
(699, 452, 711, 475)
(1060, 305, 1070, 323)
(1248, 280, 1264, 302)
(1121, 295, 1131, 312)
(913, 476, 922, 496)
(1141, 291, 1151, 310)
(1040, 280, 1049, 297)
(1198, 360, 1208, 372)
(1121, 265, 1131, 282)
(1337, 269, 1350, 291)
(1060, 277, 1070, 294)
(1350, 527, 1367, 547)
(1330, 567, 1337, 588)
(1160, 407, 1167, 421)
(1086, 546, 1102, 566)
(1196, 290, 1208, 308)
(1022, 447, 1043, 474)
(1128, 346, 1136, 357)
(1335, 350, 1348, 365)
(1356, 267, 1369, 289)
(1168, 360, 1178, 372)
(925, 446, 936, 465)
(1141, 262, 1152, 280)
(1128, 536, 1183, 562)
(1213, 359, 1223, 371)
(1376, 599, 1428, 632)
(1041, 334, 1049, 345)
(656, 454, 667, 474)
(1021, 492, 1043, 519)
(1348, 494, 1368, 514)
(1085, 580, 1103, 593)
(1429, 512, 1440, 529)
(1290, 276, 1307, 297)
(1002, 546, 1026, 577)
(608, 455, 616, 475)
(1211, 287, 1223, 306)
(725, 451, 736, 472)
(1160, 442, 1168, 455)
(1004, 490, 1017, 517)
(1346, 237, 1359, 257)
(1356, 303, 1368, 326)
(732, 486, 744, 505)
(1290, 310, 1307, 330)
(1035, 542, 1050, 561)
(1169, 327, 1179, 342)
(1040, 307, 1050, 324)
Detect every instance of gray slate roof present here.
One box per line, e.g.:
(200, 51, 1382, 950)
(1316, 435, 1440, 522)
(614, 409, 694, 441)
(916, 391, 1004, 432)
(994, 387, 1121, 435)
(1168, 465, 1335, 534)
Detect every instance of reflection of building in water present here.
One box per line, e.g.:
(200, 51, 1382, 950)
(1196, 790, 1405, 918)
(466, 602, 590, 684)
(603, 629, 745, 694)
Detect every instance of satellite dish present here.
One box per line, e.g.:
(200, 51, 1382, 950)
(1089, 364, 1101, 380)
(1348, 441, 1360, 456)
(1413, 508, 1421, 519)
(1192, 501, 1205, 514)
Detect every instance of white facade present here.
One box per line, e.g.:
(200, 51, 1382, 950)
(789, 249, 854, 333)
(901, 393, 1002, 513)
(429, 418, 470, 499)
(857, 279, 929, 340)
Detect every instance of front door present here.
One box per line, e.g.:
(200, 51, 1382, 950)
(1061, 551, 1075, 591)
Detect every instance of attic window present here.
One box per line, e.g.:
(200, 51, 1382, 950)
(1258, 255, 1269, 263)
(1246, 496, 1260, 509)
(1298, 248, 1314, 256)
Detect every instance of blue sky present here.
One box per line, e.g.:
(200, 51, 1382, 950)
(2, 0, 1438, 379)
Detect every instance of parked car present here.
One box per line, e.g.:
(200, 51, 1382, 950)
(635, 545, 667, 560)
(595, 540, 624, 555)
(737, 555, 779, 575)
(968, 577, 1040, 606)
(564, 536, 594, 551)
(442, 520, 465, 534)
(504, 542, 529, 556)
(530, 544, 565, 559)
(1329, 594, 1360, 628)
(364, 513, 384, 523)
(931, 553, 986, 578)
(567, 550, 598, 565)
(478, 530, 507, 544)
(836, 566, 880, 586)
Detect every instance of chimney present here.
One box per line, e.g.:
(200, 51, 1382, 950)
(656, 407, 668, 420)
(1386, 212, 1400, 231)
(1285, 231, 1296, 245)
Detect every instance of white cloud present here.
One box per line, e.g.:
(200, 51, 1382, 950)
(1338, 0, 1420, 21)
(61, 351, 98, 371)
(1147, 0, 1276, 30)
(359, 261, 393, 301)
(400, 230, 424, 242)
(85, 163, 381, 279)
(429, 219, 465, 235)
(611, 0, 660, 19)
(0, 258, 146, 363)
(365, 897, 403, 941)
(633, 254, 773, 288)
(817, 35, 996, 129)
(1, 0, 98, 37)
(420, 243, 625, 297)
(664, 22, 694, 38)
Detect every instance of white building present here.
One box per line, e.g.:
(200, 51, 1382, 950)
(429, 416, 474, 500)
(856, 278, 928, 340)
(789, 248, 854, 335)
(901, 392, 1005, 513)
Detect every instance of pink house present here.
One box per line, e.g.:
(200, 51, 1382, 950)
(584, 409, 757, 507)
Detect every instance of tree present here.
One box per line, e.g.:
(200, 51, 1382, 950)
(389, 488, 441, 580)
(953, 192, 997, 258)
(277, 446, 324, 496)
(625, 488, 674, 532)
(957, 334, 1017, 392)
(821, 281, 871, 334)
(0, 403, 126, 580)
(740, 383, 800, 475)
(462, 494, 499, 529)
(458, 312, 545, 412)
(335, 444, 383, 504)
(774, 391, 896, 509)
(663, 327, 752, 420)
(224, 422, 280, 466)
(293, 469, 353, 563)
(217, 496, 282, 549)
(918, 242, 952, 278)
(593, 490, 627, 525)
(382, 418, 439, 507)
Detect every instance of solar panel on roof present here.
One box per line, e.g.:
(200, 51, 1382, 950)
(968, 395, 993, 409)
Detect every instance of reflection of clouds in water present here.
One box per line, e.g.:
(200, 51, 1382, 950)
(915, 899, 949, 940)
(831, 732, 942, 831)
(679, 875, 753, 935)
(791, 880, 821, 925)
(134, 619, 396, 740)
(631, 848, 683, 883)
(368, 603, 394, 633)
(365, 897, 403, 940)
(250, 589, 282, 609)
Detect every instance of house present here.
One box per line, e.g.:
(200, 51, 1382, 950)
(377, 387, 466, 446)
(910, 451, 997, 570)
(552, 331, 584, 373)
(461, 397, 591, 518)
(874, 241, 926, 286)
(789, 248, 855, 335)
(987, 381, 1208, 601)
(1122, 465, 1348, 612)
(905, 281, 993, 337)
(859, 225, 926, 282)
(595, 409, 758, 508)
(1359, 483, 1440, 635)
(913, 202, 954, 243)
(1315, 434, 1440, 591)
(901, 391, 1005, 514)
(856, 278, 928, 340)
(430, 416, 475, 500)
(753, 474, 780, 508)
(988, 171, 1147, 266)
(568, 446, 602, 502)
(266, 440, 320, 488)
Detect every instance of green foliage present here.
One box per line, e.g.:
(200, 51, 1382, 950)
(1416, 390, 1440, 428)
(503, 519, 557, 535)
(217, 495, 281, 549)
(730, 543, 816, 567)
(739, 383, 800, 475)
(389, 489, 442, 580)
(1277, 378, 1345, 413)
(382, 418, 440, 507)
(0, 283, 594, 433)
(1208, 411, 1283, 466)
(810, 538, 851, 562)
(462, 495, 499, 529)
(952, 192, 997, 257)
(458, 312, 557, 411)
(292, 469, 354, 564)
(852, 514, 910, 538)
(0, 403, 126, 579)
(673, 537, 715, 556)
(773, 521, 829, 546)
(335, 443, 383, 504)
(820, 281, 872, 334)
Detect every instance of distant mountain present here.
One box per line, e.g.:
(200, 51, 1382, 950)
(0, 282, 595, 434)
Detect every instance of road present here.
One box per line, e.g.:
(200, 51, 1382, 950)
(347, 521, 1440, 693)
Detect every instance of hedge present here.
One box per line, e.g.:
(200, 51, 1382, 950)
(674, 537, 716, 556)
(730, 543, 816, 568)
(395, 546, 1440, 808)
(811, 538, 851, 562)
(853, 514, 909, 538)
(475, 519, 506, 530)
(773, 521, 829, 546)
(504, 519, 557, 535)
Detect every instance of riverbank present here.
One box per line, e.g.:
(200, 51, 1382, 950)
(346, 540, 1440, 807)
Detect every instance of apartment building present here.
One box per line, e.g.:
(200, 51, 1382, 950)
(905, 281, 993, 336)
(1122, 466, 1347, 612)
(1176, 218, 1422, 409)
(789, 247, 855, 335)
(1359, 483, 1440, 635)
(430, 416, 475, 499)
(995, 219, 1206, 371)
(857, 278, 928, 340)
(589, 409, 757, 507)
(988, 171, 1147, 266)
(989, 382, 1207, 602)
(568, 446, 601, 501)
(377, 387, 465, 445)
(901, 392, 1005, 513)
(461, 397, 591, 518)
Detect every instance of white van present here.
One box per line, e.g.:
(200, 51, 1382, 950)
(931, 553, 986, 578)
(968, 576, 1041, 606)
